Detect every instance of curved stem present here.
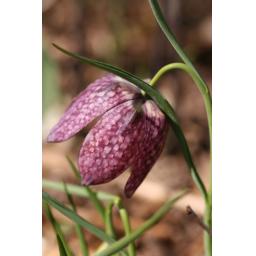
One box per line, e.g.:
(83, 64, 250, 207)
(150, 63, 188, 86)
(150, 63, 212, 145)
(148, 0, 209, 94)
(150, 62, 212, 255)
(150, 63, 212, 255)
(150, 63, 211, 203)
(148, 2, 212, 244)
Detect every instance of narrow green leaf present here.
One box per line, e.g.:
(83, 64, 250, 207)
(44, 202, 73, 256)
(43, 179, 117, 201)
(64, 183, 89, 256)
(148, 0, 208, 92)
(65, 157, 105, 219)
(148, 0, 212, 147)
(66, 156, 81, 180)
(43, 192, 128, 256)
(56, 236, 69, 256)
(43, 192, 112, 242)
(52, 43, 178, 124)
(52, 43, 208, 203)
(95, 190, 187, 256)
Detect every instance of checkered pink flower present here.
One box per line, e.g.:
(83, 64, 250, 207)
(47, 74, 168, 197)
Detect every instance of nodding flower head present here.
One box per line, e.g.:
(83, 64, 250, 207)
(47, 74, 169, 197)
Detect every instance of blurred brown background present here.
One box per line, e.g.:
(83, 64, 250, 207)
(43, 0, 211, 255)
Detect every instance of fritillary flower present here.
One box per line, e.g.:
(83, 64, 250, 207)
(47, 74, 168, 197)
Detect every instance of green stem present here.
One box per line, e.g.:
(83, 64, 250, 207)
(115, 199, 136, 256)
(204, 197, 212, 256)
(150, 62, 212, 256)
(150, 63, 209, 203)
(95, 190, 187, 256)
(150, 62, 212, 145)
(102, 202, 120, 256)
(148, 0, 209, 91)
(105, 202, 116, 239)
(149, 62, 184, 86)
(148, 2, 212, 253)
(119, 209, 135, 256)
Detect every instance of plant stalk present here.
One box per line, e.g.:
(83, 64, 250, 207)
(115, 199, 136, 256)
(148, 1, 212, 254)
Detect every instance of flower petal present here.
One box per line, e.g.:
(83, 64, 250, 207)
(78, 99, 146, 185)
(124, 100, 169, 198)
(47, 74, 141, 142)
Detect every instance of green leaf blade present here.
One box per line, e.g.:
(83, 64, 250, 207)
(44, 202, 73, 256)
(43, 192, 112, 242)
(64, 183, 89, 256)
(43, 179, 117, 201)
(52, 43, 178, 125)
(43, 192, 128, 256)
(95, 190, 187, 256)
(66, 156, 81, 180)
(148, 0, 209, 92)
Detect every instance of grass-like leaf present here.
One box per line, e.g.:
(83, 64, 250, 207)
(52, 43, 178, 123)
(56, 236, 69, 256)
(148, 0, 212, 143)
(43, 192, 112, 242)
(52, 43, 208, 203)
(43, 192, 128, 256)
(148, 0, 208, 91)
(66, 156, 81, 180)
(95, 189, 188, 256)
(64, 183, 89, 256)
(148, 4, 212, 252)
(43, 179, 117, 201)
(44, 202, 73, 256)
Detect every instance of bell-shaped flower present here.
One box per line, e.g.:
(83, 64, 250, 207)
(47, 74, 169, 197)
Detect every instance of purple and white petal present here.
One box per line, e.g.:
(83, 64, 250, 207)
(78, 99, 145, 185)
(47, 74, 141, 142)
(124, 100, 169, 198)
